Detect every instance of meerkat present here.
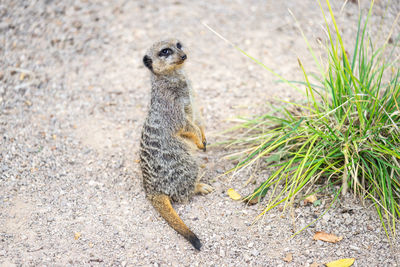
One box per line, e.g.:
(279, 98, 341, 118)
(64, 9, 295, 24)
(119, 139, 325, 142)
(140, 39, 213, 250)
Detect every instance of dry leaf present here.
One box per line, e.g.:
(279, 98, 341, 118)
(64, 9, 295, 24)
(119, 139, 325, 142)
(313, 231, 343, 243)
(134, 159, 140, 163)
(245, 185, 269, 205)
(310, 263, 320, 267)
(326, 258, 355, 267)
(74, 232, 81, 240)
(52, 134, 57, 140)
(283, 253, 293, 262)
(305, 194, 317, 204)
(227, 188, 241, 200)
(246, 197, 259, 205)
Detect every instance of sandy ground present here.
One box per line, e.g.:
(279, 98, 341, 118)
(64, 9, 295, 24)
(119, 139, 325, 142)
(1, 0, 400, 266)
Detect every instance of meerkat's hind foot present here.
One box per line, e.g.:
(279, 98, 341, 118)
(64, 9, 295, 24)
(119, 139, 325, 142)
(195, 183, 214, 195)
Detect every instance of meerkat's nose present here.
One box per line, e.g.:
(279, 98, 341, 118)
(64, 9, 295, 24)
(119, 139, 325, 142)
(181, 54, 187, 60)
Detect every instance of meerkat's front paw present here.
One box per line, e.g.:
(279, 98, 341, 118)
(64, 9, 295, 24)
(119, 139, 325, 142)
(202, 139, 207, 152)
(195, 183, 214, 195)
(199, 127, 207, 152)
(196, 140, 206, 151)
(196, 130, 206, 152)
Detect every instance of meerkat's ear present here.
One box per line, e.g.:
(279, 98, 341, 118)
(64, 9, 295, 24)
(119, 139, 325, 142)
(143, 55, 153, 71)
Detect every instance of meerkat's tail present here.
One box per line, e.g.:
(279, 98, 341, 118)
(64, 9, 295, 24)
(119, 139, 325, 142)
(150, 194, 201, 250)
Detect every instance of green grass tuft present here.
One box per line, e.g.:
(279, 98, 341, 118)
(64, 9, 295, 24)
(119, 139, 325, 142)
(223, 0, 400, 238)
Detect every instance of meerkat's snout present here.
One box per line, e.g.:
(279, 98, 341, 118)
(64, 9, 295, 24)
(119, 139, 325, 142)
(175, 53, 187, 66)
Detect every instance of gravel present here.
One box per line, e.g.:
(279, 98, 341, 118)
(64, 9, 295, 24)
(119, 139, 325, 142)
(1, 0, 399, 266)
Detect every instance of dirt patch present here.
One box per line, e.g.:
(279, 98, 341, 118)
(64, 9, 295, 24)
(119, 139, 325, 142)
(1, 0, 399, 266)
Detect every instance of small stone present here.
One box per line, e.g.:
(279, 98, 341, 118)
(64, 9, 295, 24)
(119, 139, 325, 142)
(215, 168, 224, 174)
(243, 253, 251, 262)
(251, 249, 259, 256)
(72, 20, 82, 29)
(219, 249, 225, 257)
(322, 213, 331, 221)
(349, 245, 360, 251)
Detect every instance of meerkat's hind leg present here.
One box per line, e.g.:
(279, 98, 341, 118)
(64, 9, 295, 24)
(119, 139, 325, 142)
(195, 183, 214, 195)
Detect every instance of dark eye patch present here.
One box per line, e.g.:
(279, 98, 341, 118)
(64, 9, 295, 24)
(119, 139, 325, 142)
(159, 48, 173, 57)
(176, 42, 182, 49)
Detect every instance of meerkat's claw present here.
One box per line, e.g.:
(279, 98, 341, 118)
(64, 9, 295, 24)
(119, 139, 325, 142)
(202, 140, 207, 152)
(195, 183, 214, 195)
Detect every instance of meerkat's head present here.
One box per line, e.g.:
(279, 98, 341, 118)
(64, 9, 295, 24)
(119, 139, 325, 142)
(143, 39, 187, 75)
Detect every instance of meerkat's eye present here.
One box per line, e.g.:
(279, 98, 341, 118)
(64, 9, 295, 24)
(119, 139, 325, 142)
(159, 48, 173, 57)
(176, 42, 182, 49)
